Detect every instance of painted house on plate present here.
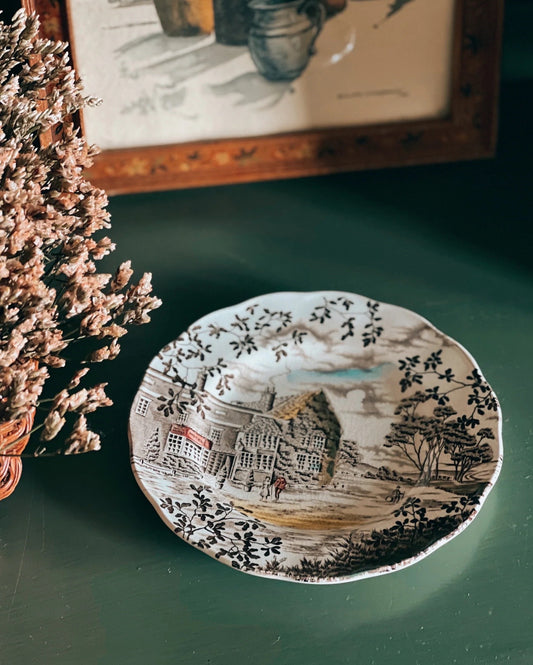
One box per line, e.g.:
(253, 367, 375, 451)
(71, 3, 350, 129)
(131, 367, 343, 490)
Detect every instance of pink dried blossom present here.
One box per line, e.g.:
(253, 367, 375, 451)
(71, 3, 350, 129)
(77, 383, 113, 414)
(68, 368, 89, 389)
(65, 389, 90, 412)
(40, 409, 66, 441)
(80, 311, 112, 337)
(63, 415, 101, 454)
(99, 323, 127, 339)
(87, 339, 121, 363)
(111, 260, 133, 292)
(129, 272, 154, 298)
(41, 355, 66, 369)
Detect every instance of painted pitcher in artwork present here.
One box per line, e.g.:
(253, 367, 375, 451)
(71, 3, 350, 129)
(148, 0, 406, 81)
(152, 0, 345, 78)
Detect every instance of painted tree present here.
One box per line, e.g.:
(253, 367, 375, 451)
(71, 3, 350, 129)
(385, 392, 495, 485)
(386, 395, 463, 483)
(386, 349, 499, 486)
(384, 393, 454, 485)
(144, 426, 161, 463)
(216, 462, 228, 489)
(337, 439, 360, 468)
(445, 427, 494, 482)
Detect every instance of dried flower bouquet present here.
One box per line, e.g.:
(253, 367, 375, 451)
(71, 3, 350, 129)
(0, 10, 161, 484)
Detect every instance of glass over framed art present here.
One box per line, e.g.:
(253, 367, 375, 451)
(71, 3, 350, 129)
(24, 0, 503, 193)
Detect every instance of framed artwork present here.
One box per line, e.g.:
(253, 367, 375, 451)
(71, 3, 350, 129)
(24, 0, 503, 194)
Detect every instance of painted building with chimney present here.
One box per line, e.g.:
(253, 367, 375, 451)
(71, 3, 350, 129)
(131, 367, 342, 490)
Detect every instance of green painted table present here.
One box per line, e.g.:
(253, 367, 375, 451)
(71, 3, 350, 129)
(1, 5, 532, 663)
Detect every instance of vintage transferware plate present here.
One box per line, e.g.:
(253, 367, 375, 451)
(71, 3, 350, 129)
(129, 292, 503, 583)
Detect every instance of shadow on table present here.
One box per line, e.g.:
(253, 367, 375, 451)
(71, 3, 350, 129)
(321, 80, 533, 279)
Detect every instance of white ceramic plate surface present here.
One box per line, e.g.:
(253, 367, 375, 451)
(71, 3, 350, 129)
(129, 291, 502, 583)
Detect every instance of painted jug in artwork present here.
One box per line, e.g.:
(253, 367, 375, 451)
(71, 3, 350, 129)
(248, 0, 326, 81)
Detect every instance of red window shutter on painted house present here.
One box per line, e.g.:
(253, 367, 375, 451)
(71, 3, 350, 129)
(170, 425, 212, 450)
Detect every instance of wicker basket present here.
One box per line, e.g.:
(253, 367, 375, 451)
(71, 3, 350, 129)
(0, 410, 35, 501)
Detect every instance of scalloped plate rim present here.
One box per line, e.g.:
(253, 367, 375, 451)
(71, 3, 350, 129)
(128, 290, 503, 584)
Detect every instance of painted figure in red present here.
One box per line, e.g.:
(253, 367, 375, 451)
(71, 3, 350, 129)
(273, 476, 287, 500)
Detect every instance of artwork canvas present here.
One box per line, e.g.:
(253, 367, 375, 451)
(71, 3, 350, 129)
(26, 0, 503, 192)
(129, 292, 502, 583)
(67, 0, 455, 150)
